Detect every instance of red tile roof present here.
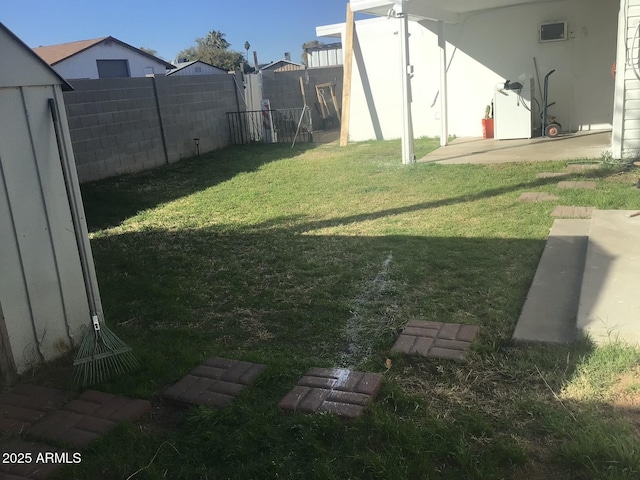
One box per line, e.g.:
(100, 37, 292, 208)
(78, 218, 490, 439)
(33, 36, 174, 68)
(33, 37, 108, 65)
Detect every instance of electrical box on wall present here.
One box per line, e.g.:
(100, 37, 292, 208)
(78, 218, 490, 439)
(539, 21, 568, 42)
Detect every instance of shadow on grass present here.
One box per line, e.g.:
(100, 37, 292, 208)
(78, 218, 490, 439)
(80, 142, 316, 231)
(92, 224, 553, 386)
(78, 224, 637, 479)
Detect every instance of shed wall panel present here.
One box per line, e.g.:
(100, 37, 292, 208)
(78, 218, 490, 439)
(23, 87, 89, 347)
(0, 28, 61, 88)
(0, 86, 89, 372)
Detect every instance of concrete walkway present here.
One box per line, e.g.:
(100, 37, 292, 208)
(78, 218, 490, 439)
(513, 219, 590, 343)
(420, 130, 611, 165)
(514, 210, 640, 345)
(577, 210, 640, 344)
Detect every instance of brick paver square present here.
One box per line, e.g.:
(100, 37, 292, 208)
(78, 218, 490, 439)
(391, 321, 480, 360)
(564, 164, 601, 172)
(279, 368, 383, 418)
(0, 439, 71, 479)
(519, 192, 559, 202)
(557, 181, 597, 190)
(26, 390, 150, 449)
(161, 357, 266, 409)
(551, 206, 594, 218)
(536, 172, 568, 179)
(0, 385, 74, 435)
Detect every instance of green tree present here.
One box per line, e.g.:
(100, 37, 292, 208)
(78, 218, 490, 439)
(139, 47, 158, 57)
(176, 30, 246, 71)
(197, 30, 230, 50)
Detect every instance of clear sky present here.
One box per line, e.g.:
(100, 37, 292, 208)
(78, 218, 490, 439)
(1, 0, 357, 65)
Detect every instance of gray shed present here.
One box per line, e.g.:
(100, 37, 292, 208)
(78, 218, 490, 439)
(0, 23, 103, 384)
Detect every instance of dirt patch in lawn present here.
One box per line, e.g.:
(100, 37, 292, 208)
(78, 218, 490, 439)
(610, 365, 640, 437)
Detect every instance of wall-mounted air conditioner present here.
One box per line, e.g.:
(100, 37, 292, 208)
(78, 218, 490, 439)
(539, 21, 568, 42)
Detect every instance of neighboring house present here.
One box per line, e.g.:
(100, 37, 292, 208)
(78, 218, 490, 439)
(305, 42, 343, 68)
(318, 0, 628, 157)
(0, 22, 101, 381)
(33, 36, 174, 80)
(260, 59, 305, 72)
(167, 60, 228, 76)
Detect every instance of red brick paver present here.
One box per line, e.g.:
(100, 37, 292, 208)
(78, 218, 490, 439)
(391, 321, 480, 360)
(279, 368, 383, 418)
(0, 439, 72, 479)
(551, 206, 594, 218)
(26, 391, 150, 449)
(0, 385, 74, 435)
(557, 181, 597, 190)
(518, 192, 559, 202)
(161, 357, 266, 409)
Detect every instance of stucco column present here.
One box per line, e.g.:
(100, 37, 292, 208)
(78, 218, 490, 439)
(438, 20, 449, 147)
(612, 0, 627, 158)
(399, 0, 415, 164)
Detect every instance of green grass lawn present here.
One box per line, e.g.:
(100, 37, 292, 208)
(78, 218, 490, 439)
(37, 138, 640, 478)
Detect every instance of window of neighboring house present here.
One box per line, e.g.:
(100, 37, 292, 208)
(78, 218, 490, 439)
(195, 66, 202, 73)
(96, 59, 130, 78)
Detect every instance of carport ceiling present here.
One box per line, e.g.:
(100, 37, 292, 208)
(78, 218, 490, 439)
(350, 0, 565, 23)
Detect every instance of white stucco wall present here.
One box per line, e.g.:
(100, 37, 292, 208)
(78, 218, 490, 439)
(52, 40, 168, 79)
(320, 0, 618, 140)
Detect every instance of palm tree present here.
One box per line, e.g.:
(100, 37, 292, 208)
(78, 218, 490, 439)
(197, 30, 230, 50)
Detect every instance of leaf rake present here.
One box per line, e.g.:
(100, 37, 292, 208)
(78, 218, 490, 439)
(49, 98, 140, 386)
(73, 315, 140, 386)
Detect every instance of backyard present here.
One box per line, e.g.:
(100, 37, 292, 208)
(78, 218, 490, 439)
(29, 138, 640, 478)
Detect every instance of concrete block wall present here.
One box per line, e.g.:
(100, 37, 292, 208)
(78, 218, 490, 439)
(155, 74, 239, 163)
(262, 66, 344, 130)
(64, 78, 165, 182)
(64, 74, 240, 182)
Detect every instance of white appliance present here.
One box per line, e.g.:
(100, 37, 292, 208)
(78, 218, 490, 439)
(494, 77, 534, 140)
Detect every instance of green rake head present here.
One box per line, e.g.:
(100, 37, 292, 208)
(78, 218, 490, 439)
(73, 317, 140, 386)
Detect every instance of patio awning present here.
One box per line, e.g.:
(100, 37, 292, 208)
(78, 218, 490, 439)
(350, 0, 565, 23)
(348, 0, 566, 163)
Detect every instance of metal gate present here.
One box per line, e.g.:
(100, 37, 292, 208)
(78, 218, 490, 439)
(227, 108, 313, 145)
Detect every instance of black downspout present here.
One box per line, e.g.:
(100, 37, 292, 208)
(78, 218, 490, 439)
(152, 76, 170, 164)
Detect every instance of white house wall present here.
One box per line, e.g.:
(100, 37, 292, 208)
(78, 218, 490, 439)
(52, 41, 169, 79)
(613, 0, 640, 157)
(324, 0, 617, 140)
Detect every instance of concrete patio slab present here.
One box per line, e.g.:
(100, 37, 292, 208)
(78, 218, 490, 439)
(552, 206, 595, 218)
(557, 181, 597, 190)
(26, 390, 150, 449)
(279, 368, 383, 418)
(419, 131, 611, 165)
(519, 192, 560, 202)
(161, 357, 266, 409)
(513, 219, 590, 343)
(0, 385, 74, 435)
(391, 321, 480, 360)
(577, 210, 640, 344)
